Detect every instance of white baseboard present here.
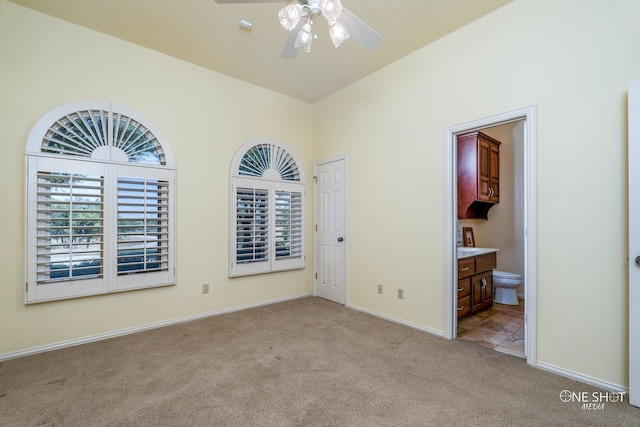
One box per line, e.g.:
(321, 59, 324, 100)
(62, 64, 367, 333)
(536, 361, 629, 394)
(347, 303, 445, 338)
(0, 293, 312, 362)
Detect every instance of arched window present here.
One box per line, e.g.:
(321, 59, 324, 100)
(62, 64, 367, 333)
(25, 101, 176, 303)
(230, 139, 305, 277)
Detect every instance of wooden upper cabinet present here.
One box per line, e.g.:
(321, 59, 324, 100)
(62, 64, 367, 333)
(457, 131, 501, 219)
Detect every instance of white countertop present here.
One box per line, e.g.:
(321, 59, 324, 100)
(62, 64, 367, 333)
(457, 247, 499, 259)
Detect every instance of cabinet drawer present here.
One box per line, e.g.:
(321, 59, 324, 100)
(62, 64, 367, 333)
(475, 252, 496, 273)
(457, 278, 471, 298)
(458, 259, 475, 279)
(457, 295, 471, 318)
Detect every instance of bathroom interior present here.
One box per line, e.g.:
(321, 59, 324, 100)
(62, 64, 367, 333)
(455, 120, 526, 358)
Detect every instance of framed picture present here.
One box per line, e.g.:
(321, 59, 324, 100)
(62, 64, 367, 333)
(462, 227, 475, 247)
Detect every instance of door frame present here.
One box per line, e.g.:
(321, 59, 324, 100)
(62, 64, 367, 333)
(628, 80, 640, 407)
(443, 105, 538, 367)
(313, 155, 349, 304)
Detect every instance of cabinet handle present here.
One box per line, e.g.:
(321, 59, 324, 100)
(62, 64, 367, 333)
(481, 278, 486, 289)
(461, 267, 469, 271)
(457, 287, 464, 291)
(458, 306, 464, 311)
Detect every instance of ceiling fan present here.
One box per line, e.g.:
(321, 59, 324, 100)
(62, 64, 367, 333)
(215, 0, 382, 59)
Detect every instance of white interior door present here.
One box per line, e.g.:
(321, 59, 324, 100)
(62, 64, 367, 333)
(315, 157, 347, 304)
(628, 79, 640, 408)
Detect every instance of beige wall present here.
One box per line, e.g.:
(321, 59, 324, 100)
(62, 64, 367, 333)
(0, 2, 313, 355)
(313, 0, 639, 388)
(3, 0, 640, 391)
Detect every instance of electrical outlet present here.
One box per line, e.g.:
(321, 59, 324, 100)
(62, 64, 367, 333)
(378, 284, 383, 294)
(398, 288, 404, 299)
(202, 283, 209, 294)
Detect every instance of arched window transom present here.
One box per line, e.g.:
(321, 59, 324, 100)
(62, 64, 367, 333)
(238, 143, 300, 181)
(40, 109, 165, 165)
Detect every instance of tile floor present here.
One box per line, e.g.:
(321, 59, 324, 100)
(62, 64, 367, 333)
(457, 298, 525, 358)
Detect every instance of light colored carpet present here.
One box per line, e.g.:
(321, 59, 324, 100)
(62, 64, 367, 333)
(0, 296, 637, 426)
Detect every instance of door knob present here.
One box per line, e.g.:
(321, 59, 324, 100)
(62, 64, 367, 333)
(338, 237, 344, 242)
(635, 256, 640, 266)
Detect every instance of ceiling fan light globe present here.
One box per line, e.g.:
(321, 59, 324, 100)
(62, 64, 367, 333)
(321, 0, 342, 24)
(278, 4, 302, 30)
(294, 23, 313, 53)
(329, 21, 349, 47)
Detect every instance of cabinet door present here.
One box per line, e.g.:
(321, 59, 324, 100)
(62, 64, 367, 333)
(478, 137, 500, 203)
(482, 274, 493, 305)
(489, 142, 500, 202)
(471, 274, 484, 312)
(471, 271, 493, 312)
(478, 139, 492, 201)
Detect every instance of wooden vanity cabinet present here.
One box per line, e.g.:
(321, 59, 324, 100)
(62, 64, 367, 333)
(457, 131, 501, 219)
(457, 252, 496, 318)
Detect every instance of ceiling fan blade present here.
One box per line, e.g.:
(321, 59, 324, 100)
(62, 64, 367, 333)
(338, 7, 382, 51)
(214, 0, 285, 3)
(279, 19, 304, 60)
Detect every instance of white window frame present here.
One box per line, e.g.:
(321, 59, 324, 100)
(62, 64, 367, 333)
(230, 138, 305, 277)
(24, 101, 176, 303)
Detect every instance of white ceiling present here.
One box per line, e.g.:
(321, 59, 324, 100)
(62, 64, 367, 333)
(9, 0, 512, 103)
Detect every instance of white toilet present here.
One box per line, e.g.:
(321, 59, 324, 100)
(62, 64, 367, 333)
(492, 270, 522, 305)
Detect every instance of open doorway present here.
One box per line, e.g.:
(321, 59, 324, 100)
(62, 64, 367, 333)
(456, 122, 525, 357)
(443, 106, 537, 367)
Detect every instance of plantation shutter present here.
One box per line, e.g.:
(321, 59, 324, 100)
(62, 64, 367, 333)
(26, 156, 107, 302)
(273, 187, 304, 271)
(114, 164, 175, 291)
(232, 179, 271, 276)
(236, 187, 269, 263)
(37, 173, 105, 282)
